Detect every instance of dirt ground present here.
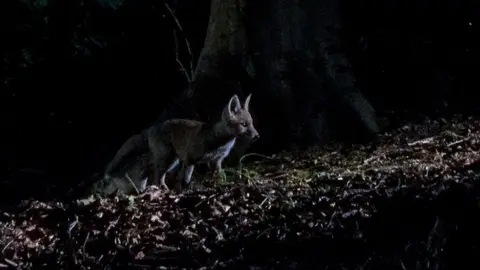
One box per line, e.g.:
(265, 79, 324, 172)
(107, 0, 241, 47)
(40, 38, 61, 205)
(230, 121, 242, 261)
(1, 115, 479, 269)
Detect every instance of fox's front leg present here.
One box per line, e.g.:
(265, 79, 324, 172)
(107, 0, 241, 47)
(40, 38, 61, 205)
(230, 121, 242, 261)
(157, 158, 180, 191)
(150, 141, 177, 191)
(163, 158, 180, 191)
(173, 163, 194, 192)
(150, 143, 167, 190)
(184, 164, 195, 186)
(151, 156, 169, 191)
(152, 161, 168, 191)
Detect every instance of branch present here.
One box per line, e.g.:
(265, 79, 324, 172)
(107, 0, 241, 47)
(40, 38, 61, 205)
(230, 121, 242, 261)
(164, 3, 194, 80)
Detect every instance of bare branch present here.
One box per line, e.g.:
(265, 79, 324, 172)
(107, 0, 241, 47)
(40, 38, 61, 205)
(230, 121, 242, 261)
(164, 3, 194, 79)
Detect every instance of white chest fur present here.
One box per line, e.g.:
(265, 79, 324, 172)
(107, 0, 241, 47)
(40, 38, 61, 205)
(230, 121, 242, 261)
(200, 137, 237, 163)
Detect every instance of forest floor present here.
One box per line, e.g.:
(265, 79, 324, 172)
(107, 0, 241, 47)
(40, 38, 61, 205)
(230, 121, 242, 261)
(1, 115, 479, 269)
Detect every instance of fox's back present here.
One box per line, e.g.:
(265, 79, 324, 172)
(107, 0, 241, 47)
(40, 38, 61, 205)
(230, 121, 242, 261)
(161, 119, 205, 137)
(105, 133, 149, 176)
(159, 119, 207, 160)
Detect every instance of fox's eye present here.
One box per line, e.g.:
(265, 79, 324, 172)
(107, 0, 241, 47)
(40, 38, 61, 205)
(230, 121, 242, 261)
(241, 122, 247, 127)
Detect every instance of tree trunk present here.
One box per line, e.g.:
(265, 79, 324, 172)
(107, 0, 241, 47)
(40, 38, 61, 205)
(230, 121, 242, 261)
(159, 0, 380, 161)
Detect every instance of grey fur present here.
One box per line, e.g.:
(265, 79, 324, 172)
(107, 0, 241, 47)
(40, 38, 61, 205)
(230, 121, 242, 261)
(92, 94, 259, 196)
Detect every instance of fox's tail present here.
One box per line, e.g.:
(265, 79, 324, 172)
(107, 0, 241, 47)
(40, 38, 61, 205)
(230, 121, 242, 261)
(63, 172, 103, 200)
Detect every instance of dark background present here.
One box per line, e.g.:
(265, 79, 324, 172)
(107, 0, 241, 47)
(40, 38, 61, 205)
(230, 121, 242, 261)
(0, 0, 478, 203)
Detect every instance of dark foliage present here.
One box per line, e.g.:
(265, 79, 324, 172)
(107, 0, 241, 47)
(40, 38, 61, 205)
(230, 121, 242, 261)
(1, 0, 479, 220)
(1, 0, 210, 204)
(1, 0, 479, 268)
(341, 0, 480, 117)
(1, 116, 479, 269)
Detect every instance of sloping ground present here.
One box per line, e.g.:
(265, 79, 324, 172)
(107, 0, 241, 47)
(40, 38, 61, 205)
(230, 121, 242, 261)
(1, 116, 479, 269)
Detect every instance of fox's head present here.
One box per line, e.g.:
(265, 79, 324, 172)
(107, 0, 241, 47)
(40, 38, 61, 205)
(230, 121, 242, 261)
(220, 94, 260, 141)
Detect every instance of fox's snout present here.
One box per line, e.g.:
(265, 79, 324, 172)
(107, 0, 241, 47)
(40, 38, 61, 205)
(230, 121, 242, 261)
(250, 128, 260, 141)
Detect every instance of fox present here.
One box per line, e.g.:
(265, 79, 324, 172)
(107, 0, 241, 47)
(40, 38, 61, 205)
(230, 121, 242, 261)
(95, 94, 259, 195)
(91, 132, 152, 196)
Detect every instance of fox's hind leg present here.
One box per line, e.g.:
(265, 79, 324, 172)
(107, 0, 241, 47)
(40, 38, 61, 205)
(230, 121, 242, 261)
(158, 158, 180, 190)
(184, 164, 195, 186)
(173, 163, 194, 193)
(150, 141, 171, 190)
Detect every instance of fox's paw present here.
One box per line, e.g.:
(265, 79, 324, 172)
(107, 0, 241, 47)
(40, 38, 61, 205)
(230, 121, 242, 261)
(212, 169, 226, 185)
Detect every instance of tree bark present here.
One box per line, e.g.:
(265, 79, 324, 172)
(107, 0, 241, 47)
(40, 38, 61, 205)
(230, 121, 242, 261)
(159, 0, 380, 160)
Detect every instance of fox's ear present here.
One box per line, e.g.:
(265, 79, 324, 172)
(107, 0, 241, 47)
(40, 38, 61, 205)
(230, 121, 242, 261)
(244, 93, 252, 112)
(225, 94, 241, 116)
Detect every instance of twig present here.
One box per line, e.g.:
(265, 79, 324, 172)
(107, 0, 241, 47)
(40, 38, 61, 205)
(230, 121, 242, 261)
(1, 226, 13, 232)
(105, 216, 121, 236)
(164, 3, 194, 79)
(408, 136, 436, 146)
(125, 173, 140, 195)
(258, 195, 271, 209)
(1, 239, 13, 254)
(96, 255, 103, 264)
(447, 138, 466, 148)
(247, 177, 260, 189)
(270, 173, 288, 180)
(3, 258, 17, 268)
(67, 215, 79, 236)
(173, 30, 191, 82)
(363, 155, 380, 165)
(239, 153, 272, 165)
(238, 153, 272, 181)
(82, 232, 90, 259)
